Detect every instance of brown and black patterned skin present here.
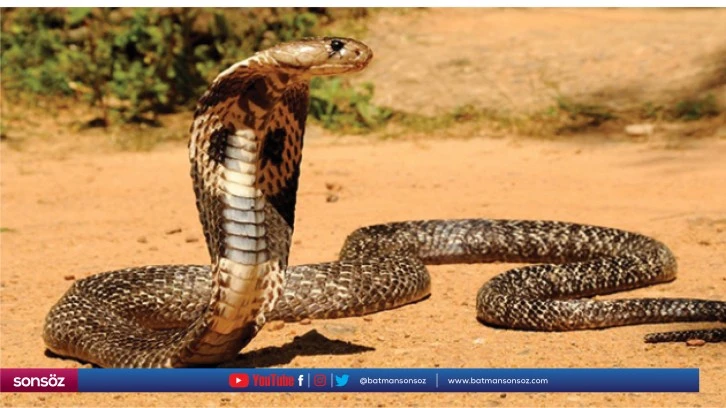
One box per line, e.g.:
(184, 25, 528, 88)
(44, 38, 723, 369)
(43, 37, 373, 367)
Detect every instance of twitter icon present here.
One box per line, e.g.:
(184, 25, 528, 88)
(334, 374, 349, 387)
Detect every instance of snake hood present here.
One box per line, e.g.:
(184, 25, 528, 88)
(180, 36, 375, 366)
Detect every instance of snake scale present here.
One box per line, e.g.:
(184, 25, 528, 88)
(43, 37, 725, 368)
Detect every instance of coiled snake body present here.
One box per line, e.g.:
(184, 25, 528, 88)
(44, 37, 725, 368)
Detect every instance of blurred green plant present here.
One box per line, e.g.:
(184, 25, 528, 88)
(671, 94, 719, 121)
(1, 7, 382, 131)
(309, 77, 392, 132)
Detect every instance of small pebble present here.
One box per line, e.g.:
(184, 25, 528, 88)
(686, 339, 706, 347)
(63, 275, 76, 281)
(137, 236, 148, 244)
(500, 393, 507, 398)
(267, 321, 285, 331)
(165, 228, 182, 235)
(185, 235, 200, 243)
(323, 323, 357, 335)
(625, 123, 654, 136)
(326, 194, 339, 203)
(363, 316, 373, 322)
(299, 318, 312, 325)
(377, 335, 386, 341)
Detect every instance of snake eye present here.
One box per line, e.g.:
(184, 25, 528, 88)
(330, 39, 344, 52)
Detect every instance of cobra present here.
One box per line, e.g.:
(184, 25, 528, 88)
(43, 37, 724, 368)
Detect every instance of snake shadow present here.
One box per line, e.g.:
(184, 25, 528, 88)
(44, 329, 374, 368)
(220, 329, 375, 368)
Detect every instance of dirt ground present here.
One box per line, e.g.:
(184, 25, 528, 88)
(360, 8, 726, 115)
(2, 8, 725, 408)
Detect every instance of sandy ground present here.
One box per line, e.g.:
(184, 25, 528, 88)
(360, 8, 726, 115)
(2, 7, 726, 408)
(2, 135, 725, 406)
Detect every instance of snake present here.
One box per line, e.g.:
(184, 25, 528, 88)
(43, 37, 725, 368)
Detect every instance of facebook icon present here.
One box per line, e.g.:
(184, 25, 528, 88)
(297, 375, 304, 387)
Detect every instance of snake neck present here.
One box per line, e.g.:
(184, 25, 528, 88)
(181, 53, 308, 363)
(190, 56, 308, 268)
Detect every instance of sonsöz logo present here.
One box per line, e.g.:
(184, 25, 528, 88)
(13, 373, 66, 388)
(0, 369, 78, 392)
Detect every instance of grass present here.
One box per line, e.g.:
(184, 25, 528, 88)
(319, 8, 372, 40)
(381, 89, 723, 140)
(638, 94, 720, 122)
(388, 104, 522, 137)
(672, 94, 719, 121)
(386, 98, 617, 139)
(2, 85, 722, 152)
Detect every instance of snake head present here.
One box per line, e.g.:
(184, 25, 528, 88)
(266, 37, 373, 77)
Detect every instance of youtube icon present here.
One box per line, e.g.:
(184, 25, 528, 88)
(229, 373, 249, 388)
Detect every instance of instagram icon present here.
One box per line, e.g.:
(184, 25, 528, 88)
(313, 374, 327, 387)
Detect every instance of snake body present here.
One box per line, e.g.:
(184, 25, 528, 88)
(43, 37, 724, 368)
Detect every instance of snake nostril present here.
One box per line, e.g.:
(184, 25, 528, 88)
(355, 49, 361, 57)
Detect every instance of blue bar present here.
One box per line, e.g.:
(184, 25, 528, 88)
(76, 368, 698, 392)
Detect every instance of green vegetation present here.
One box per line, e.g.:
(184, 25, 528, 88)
(551, 96, 616, 130)
(640, 94, 720, 122)
(385, 91, 722, 139)
(672, 94, 719, 121)
(392, 104, 504, 134)
(309, 77, 392, 132)
(387, 99, 618, 138)
(1, 8, 721, 142)
(1, 7, 379, 131)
